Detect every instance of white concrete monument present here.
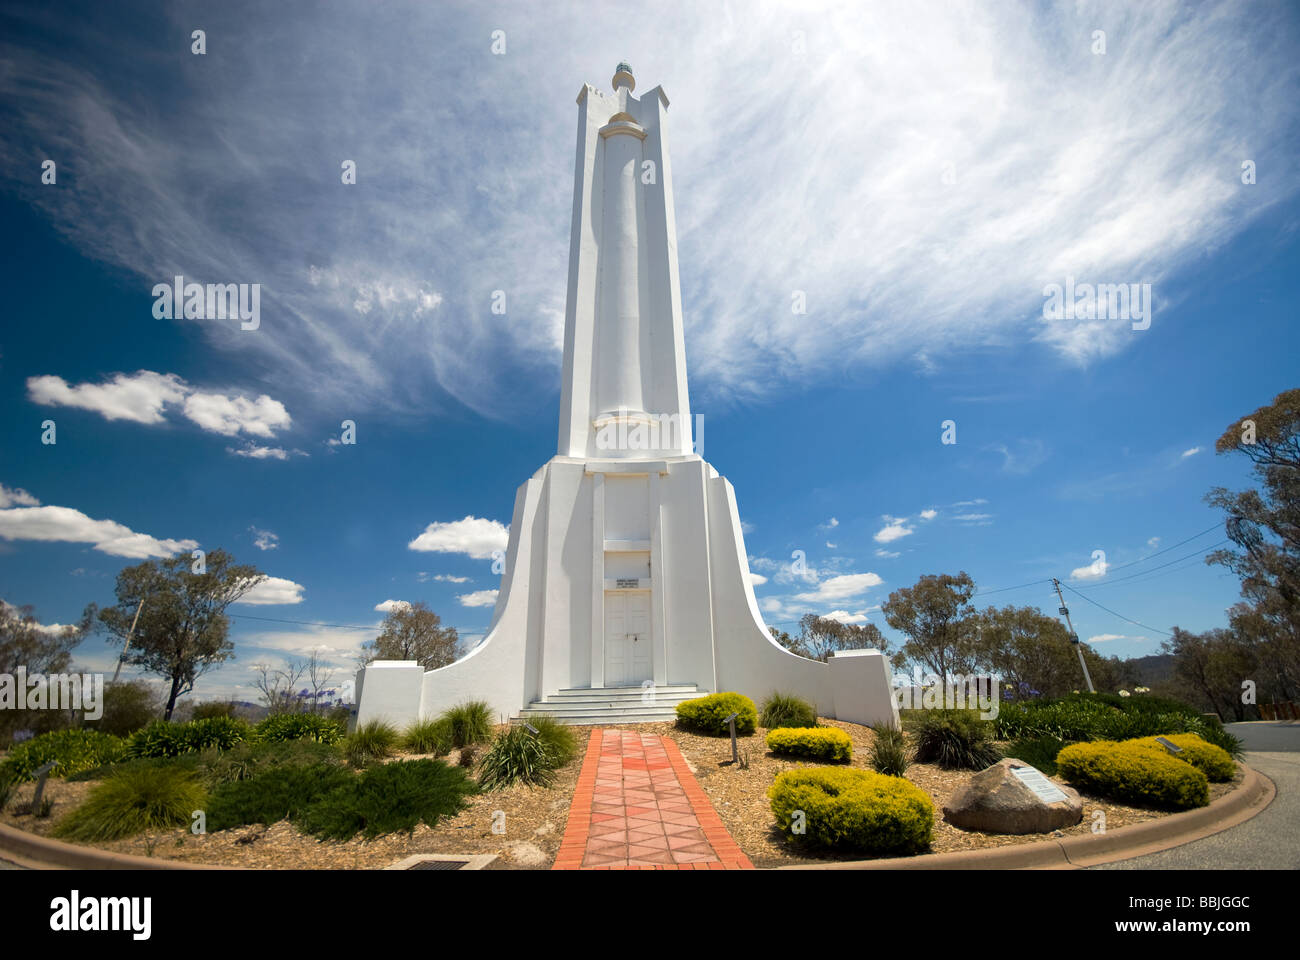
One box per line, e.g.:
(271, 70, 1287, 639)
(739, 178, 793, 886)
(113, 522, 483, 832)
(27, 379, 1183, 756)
(354, 64, 898, 729)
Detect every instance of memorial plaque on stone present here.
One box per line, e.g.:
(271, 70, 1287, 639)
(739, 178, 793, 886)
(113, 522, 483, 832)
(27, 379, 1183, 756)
(1010, 765, 1069, 804)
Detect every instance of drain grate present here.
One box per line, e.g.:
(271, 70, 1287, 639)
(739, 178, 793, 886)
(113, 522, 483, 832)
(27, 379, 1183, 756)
(385, 853, 498, 870)
(408, 859, 469, 871)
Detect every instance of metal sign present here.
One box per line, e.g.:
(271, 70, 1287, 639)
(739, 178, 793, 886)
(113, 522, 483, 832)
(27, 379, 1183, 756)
(616, 578, 639, 589)
(1155, 736, 1183, 754)
(724, 712, 740, 764)
(1011, 765, 1069, 804)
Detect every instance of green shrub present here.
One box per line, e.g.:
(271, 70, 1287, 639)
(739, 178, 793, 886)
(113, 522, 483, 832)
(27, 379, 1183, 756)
(1128, 733, 1236, 783)
(401, 718, 455, 755)
(300, 759, 476, 840)
(345, 720, 398, 767)
(769, 767, 933, 854)
(523, 716, 578, 767)
(675, 692, 758, 736)
(1056, 740, 1209, 809)
(759, 692, 817, 730)
(190, 701, 238, 720)
(85, 681, 160, 736)
(994, 694, 1244, 758)
(53, 766, 207, 842)
(0, 769, 14, 810)
(441, 701, 494, 748)
(1003, 735, 1068, 777)
(67, 753, 202, 783)
(198, 739, 343, 787)
(870, 725, 910, 777)
(183, 716, 250, 751)
(125, 717, 250, 759)
(766, 726, 852, 762)
(206, 762, 355, 831)
(254, 712, 344, 745)
(913, 710, 1001, 770)
(478, 725, 558, 789)
(0, 729, 126, 782)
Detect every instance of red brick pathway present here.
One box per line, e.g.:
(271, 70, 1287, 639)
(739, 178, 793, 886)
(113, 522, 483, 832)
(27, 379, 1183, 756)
(552, 728, 754, 870)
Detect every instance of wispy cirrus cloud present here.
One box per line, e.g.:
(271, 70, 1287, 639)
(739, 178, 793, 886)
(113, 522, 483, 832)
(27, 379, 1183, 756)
(1, 2, 1293, 420)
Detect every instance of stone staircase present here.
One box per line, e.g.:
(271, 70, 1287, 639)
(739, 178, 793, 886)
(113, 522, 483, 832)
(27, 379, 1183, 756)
(517, 684, 702, 725)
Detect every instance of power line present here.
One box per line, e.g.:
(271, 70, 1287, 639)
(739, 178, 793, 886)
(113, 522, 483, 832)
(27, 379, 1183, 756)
(1058, 581, 1172, 637)
(1072, 539, 1230, 590)
(975, 578, 1054, 597)
(1099, 522, 1224, 575)
(1100, 555, 1229, 591)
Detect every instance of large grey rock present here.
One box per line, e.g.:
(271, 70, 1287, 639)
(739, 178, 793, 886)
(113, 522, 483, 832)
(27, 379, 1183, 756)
(943, 758, 1083, 835)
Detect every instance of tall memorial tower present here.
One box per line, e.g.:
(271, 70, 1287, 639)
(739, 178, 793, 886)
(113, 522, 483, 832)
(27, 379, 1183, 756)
(353, 64, 897, 728)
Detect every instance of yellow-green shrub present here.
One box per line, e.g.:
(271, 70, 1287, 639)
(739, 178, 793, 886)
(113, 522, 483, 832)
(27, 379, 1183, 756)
(675, 692, 757, 736)
(1056, 740, 1209, 810)
(1128, 733, 1236, 783)
(766, 727, 852, 762)
(768, 767, 933, 854)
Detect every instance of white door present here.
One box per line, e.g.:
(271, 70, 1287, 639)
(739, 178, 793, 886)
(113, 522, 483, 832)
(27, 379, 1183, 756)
(605, 591, 652, 686)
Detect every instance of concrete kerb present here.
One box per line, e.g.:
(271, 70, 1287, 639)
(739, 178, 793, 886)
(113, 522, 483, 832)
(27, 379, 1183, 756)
(777, 764, 1274, 871)
(0, 821, 234, 870)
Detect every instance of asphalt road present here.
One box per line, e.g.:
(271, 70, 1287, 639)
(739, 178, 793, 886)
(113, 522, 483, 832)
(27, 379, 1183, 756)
(1090, 720, 1300, 870)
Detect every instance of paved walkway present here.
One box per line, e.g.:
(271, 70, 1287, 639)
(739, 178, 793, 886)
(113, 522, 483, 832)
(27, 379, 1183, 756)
(1090, 721, 1299, 870)
(552, 728, 754, 870)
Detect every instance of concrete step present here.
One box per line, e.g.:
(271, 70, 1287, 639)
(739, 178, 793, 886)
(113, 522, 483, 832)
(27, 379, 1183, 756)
(516, 684, 702, 725)
(541, 685, 701, 702)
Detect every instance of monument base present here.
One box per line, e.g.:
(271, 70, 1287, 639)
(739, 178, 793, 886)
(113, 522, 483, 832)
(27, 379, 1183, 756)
(353, 454, 899, 731)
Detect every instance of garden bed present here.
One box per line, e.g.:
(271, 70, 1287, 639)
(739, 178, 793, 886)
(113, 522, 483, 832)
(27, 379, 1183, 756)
(572, 718, 1241, 868)
(1, 718, 1241, 869)
(0, 740, 582, 869)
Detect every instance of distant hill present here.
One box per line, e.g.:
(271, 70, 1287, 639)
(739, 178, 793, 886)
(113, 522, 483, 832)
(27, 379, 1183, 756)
(1122, 653, 1176, 687)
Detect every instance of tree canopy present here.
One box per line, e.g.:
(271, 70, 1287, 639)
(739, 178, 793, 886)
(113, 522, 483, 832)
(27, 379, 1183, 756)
(362, 601, 459, 671)
(98, 549, 265, 720)
(881, 572, 979, 677)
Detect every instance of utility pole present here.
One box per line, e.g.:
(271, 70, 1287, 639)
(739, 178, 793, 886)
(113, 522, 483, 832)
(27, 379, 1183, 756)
(111, 597, 144, 684)
(1052, 578, 1095, 693)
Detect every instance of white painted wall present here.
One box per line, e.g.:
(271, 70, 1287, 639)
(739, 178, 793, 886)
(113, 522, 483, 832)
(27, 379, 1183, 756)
(353, 66, 896, 732)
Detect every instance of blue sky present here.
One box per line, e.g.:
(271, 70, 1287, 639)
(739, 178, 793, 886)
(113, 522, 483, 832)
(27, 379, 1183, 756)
(1, 1, 1297, 704)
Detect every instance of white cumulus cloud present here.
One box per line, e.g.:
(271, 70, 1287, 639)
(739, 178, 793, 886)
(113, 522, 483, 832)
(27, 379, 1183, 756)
(409, 516, 508, 560)
(874, 517, 913, 543)
(236, 576, 305, 605)
(0, 499, 197, 559)
(795, 572, 883, 603)
(458, 589, 499, 608)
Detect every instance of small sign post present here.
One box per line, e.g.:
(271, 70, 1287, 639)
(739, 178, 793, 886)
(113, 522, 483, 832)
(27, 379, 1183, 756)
(1154, 736, 1183, 755)
(724, 712, 739, 764)
(31, 759, 58, 811)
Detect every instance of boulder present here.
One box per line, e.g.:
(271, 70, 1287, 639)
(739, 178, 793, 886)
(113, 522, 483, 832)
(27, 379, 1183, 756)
(943, 758, 1083, 834)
